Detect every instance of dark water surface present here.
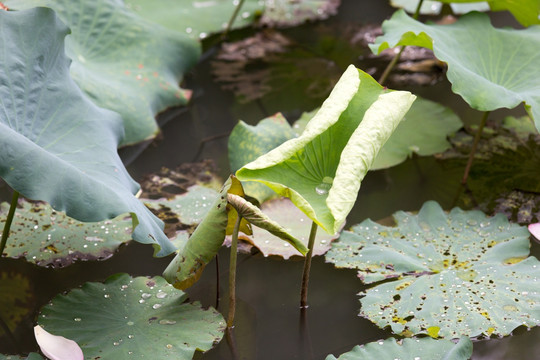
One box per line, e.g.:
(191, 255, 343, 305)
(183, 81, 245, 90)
(1, 0, 539, 359)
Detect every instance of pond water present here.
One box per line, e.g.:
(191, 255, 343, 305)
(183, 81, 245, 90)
(1, 0, 539, 359)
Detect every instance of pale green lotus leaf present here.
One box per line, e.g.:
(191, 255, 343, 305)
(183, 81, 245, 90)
(37, 274, 225, 359)
(123, 0, 263, 39)
(326, 336, 473, 360)
(229, 113, 297, 203)
(237, 65, 416, 234)
(7, 0, 201, 146)
(326, 201, 540, 338)
(0, 8, 174, 256)
(391, 0, 490, 16)
(1, 200, 132, 267)
(370, 10, 540, 131)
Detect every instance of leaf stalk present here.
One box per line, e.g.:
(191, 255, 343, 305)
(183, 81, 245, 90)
(300, 221, 318, 308)
(227, 215, 242, 328)
(461, 111, 490, 185)
(0, 191, 19, 257)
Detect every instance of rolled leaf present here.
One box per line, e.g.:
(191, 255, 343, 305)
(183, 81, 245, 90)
(227, 194, 308, 255)
(163, 176, 250, 290)
(237, 65, 416, 234)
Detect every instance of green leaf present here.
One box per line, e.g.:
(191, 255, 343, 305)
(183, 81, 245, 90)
(325, 336, 473, 360)
(37, 274, 225, 359)
(162, 176, 252, 290)
(1, 200, 132, 267)
(0, 8, 174, 256)
(370, 10, 540, 131)
(259, 0, 340, 27)
(123, 0, 263, 39)
(227, 194, 308, 255)
(364, 97, 462, 170)
(326, 201, 540, 338)
(0, 355, 44, 360)
(246, 198, 338, 259)
(229, 113, 296, 203)
(7, 0, 201, 146)
(237, 65, 416, 234)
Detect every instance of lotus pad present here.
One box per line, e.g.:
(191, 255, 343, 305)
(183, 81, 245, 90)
(37, 274, 225, 359)
(7, 0, 201, 146)
(0, 8, 174, 256)
(0, 272, 34, 336)
(326, 336, 473, 360)
(371, 10, 540, 131)
(1, 200, 132, 267)
(0, 355, 43, 360)
(326, 201, 540, 338)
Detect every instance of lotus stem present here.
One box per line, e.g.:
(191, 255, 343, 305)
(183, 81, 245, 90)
(461, 111, 490, 185)
(227, 215, 242, 328)
(378, 0, 425, 85)
(0, 191, 19, 257)
(222, 0, 246, 40)
(300, 221, 318, 308)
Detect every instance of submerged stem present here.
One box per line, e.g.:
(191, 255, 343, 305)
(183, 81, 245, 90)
(461, 111, 490, 185)
(0, 191, 19, 257)
(300, 221, 318, 308)
(377, 0, 425, 85)
(222, 0, 246, 40)
(227, 215, 242, 328)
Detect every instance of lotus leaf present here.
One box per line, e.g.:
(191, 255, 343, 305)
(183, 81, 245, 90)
(326, 336, 473, 360)
(1, 200, 132, 267)
(229, 113, 297, 203)
(371, 10, 540, 131)
(7, 0, 201, 146)
(123, 0, 263, 39)
(0, 355, 43, 360)
(326, 201, 540, 338)
(37, 274, 225, 359)
(0, 8, 174, 256)
(237, 65, 416, 234)
(260, 0, 340, 27)
(391, 0, 493, 16)
(144, 185, 219, 228)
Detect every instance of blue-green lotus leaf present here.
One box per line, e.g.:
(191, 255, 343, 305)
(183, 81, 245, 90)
(37, 274, 225, 359)
(326, 201, 540, 338)
(1, 200, 132, 267)
(0, 8, 174, 256)
(326, 336, 473, 360)
(7, 0, 201, 146)
(371, 10, 540, 131)
(237, 65, 416, 234)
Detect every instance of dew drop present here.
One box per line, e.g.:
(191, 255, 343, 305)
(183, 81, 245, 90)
(166, 344, 173, 349)
(241, 11, 250, 18)
(74, 317, 82, 322)
(156, 292, 167, 299)
(315, 176, 333, 195)
(159, 319, 177, 325)
(128, 335, 134, 339)
(141, 293, 152, 299)
(153, 304, 162, 309)
(104, 294, 110, 298)
(127, 321, 134, 326)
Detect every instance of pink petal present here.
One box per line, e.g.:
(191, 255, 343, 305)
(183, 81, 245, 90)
(528, 223, 540, 242)
(34, 325, 83, 360)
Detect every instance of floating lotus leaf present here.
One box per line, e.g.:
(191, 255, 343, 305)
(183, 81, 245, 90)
(326, 336, 473, 360)
(391, 0, 491, 16)
(0, 272, 34, 336)
(7, 0, 201, 146)
(0, 355, 43, 360)
(326, 201, 540, 338)
(371, 10, 540, 131)
(123, 0, 263, 39)
(247, 198, 338, 259)
(144, 185, 219, 235)
(0, 8, 174, 256)
(237, 65, 416, 234)
(260, 0, 340, 27)
(1, 200, 132, 267)
(229, 113, 297, 203)
(37, 274, 225, 359)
